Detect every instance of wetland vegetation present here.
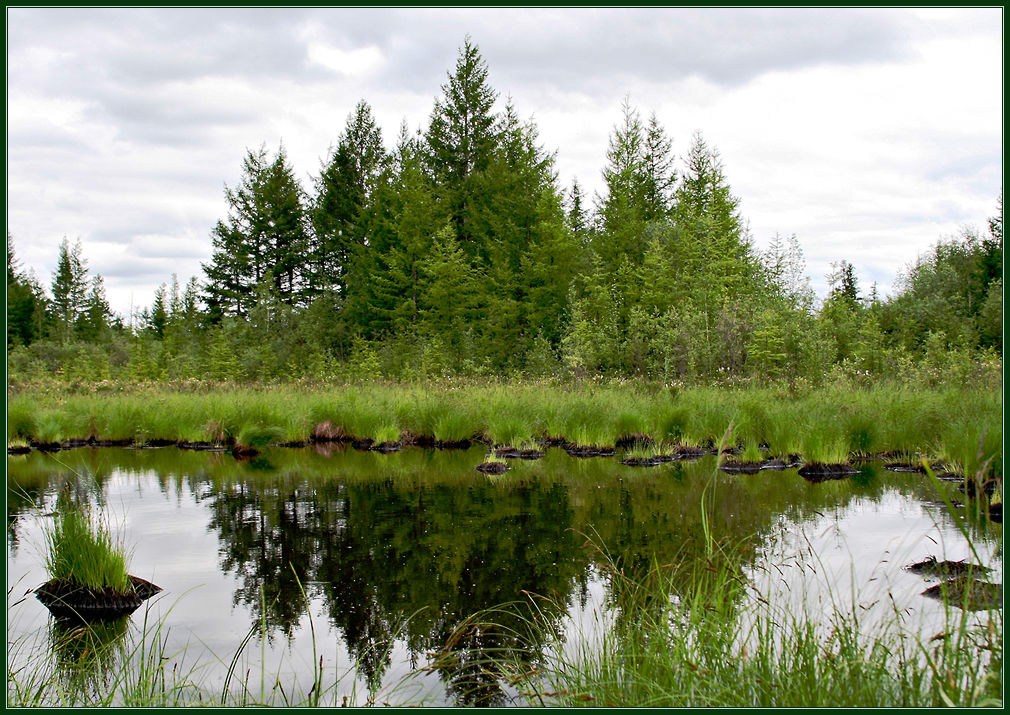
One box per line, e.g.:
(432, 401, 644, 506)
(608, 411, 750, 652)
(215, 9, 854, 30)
(6, 35, 1003, 708)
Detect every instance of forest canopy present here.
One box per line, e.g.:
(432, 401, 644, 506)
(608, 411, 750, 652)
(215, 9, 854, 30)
(6, 38, 1003, 387)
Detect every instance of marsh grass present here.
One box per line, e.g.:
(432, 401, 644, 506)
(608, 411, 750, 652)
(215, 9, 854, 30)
(43, 496, 131, 593)
(483, 535, 1002, 708)
(7, 575, 433, 708)
(6, 382, 1001, 481)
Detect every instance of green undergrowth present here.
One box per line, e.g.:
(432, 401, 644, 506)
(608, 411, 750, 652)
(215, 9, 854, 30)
(6, 381, 1002, 476)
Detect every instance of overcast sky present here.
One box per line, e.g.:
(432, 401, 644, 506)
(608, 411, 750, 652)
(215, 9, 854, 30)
(6, 7, 1003, 317)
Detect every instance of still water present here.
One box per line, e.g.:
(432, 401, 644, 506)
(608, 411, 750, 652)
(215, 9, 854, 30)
(6, 446, 1002, 705)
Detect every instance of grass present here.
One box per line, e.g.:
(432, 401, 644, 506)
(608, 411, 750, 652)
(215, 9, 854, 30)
(42, 495, 131, 593)
(6, 584, 428, 707)
(5, 380, 1002, 479)
(484, 534, 1002, 708)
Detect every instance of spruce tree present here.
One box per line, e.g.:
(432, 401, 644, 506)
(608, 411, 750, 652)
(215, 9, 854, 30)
(6, 234, 45, 346)
(50, 237, 89, 343)
(203, 145, 309, 319)
(424, 36, 499, 255)
(595, 98, 648, 266)
(312, 100, 386, 297)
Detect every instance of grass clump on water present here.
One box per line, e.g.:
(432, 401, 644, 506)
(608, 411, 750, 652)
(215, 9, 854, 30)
(43, 497, 130, 593)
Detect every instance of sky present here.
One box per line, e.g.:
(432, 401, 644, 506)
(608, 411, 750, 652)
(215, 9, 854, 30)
(6, 7, 1003, 318)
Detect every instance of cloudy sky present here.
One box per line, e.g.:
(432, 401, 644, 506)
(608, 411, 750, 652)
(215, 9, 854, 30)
(6, 7, 1003, 317)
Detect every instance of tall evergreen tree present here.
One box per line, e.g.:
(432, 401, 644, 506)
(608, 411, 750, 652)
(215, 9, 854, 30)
(7, 234, 46, 346)
(312, 100, 387, 297)
(203, 145, 310, 319)
(50, 237, 89, 343)
(77, 275, 113, 341)
(424, 36, 499, 255)
(595, 97, 647, 266)
(640, 112, 677, 221)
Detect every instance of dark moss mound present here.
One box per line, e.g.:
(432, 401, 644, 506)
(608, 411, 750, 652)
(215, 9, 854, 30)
(539, 436, 567, 448)
(405, 433, 436, 448)
(370, 441, 401, 453)
(494, 447, 545, 460)
(475, 461, 509, 475)
(231, 445, 260, 458)
(906, 556, 992, 578)
(921, 576, 1002, 611)
(719, 460, 763, 474)
(31, 441, 62, 453)
(7, 445, 31, 455)
(564, 444, 616, 458)
(36, 575, 162, 622)
(989, 502, 1002, 523)
(760, 457, 803, 471)
(798, 463, 858, 482)
(435, 439, 472, 450)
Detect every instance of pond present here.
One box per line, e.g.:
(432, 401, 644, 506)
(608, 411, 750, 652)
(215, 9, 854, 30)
(6, 445, 1002, 706)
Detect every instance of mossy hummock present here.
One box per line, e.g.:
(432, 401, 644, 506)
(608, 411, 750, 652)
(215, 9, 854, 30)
(36, 575, 162, 622)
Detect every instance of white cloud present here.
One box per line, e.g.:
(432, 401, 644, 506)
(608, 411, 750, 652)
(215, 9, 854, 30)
(5, 7, 1002, 315)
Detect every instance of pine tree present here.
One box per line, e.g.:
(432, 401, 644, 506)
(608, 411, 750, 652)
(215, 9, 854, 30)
(424, 36, 499, 254)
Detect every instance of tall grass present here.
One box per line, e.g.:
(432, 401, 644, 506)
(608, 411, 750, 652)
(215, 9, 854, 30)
(7, 381, 1002, 476)
(486, 534, 1003, 708)
(43, 496, 130, 593)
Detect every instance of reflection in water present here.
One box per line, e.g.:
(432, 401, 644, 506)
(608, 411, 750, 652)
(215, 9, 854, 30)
(7, 446, 1002, 706)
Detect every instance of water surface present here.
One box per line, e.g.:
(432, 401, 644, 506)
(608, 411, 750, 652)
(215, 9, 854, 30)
(6, 446, 1002, 705)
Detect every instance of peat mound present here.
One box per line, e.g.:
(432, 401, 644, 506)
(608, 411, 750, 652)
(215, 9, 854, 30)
(434, 439, 472, 450)
(36, 575, 162, 622)
(475, 461, 510, 475)
(539, 437, 567, 448)
(310, 421, 347, 442)
(989, 502, 1002, 523)
(905, 556, 992, 578)
(7, 445, 31, 455)
(494, 447, 545, 460)
(404, 433, 436, 448)
(798, 463, 858, 482)
(370, 441, 402, 453)
(718, 460, 763, 474)
(921, 576, 1002, 611)
(564, 444, 617, 458)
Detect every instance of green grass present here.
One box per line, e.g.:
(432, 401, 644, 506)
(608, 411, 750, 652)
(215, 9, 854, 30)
(5, 380, 1002, 477)
(43, 497, 131, 593)
(486, 537, 1003, 708)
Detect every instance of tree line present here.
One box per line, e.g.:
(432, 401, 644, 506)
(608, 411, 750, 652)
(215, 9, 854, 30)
(6, 38, 1003, 385)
